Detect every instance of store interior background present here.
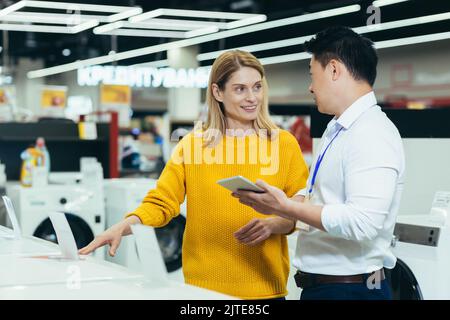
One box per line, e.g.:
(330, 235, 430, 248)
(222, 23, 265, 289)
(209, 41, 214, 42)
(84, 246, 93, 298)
(0, 0, 450, 300)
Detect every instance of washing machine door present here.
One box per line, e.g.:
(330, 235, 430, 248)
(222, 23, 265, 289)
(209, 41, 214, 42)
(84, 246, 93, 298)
(386, 258, 423, 300)
(154, 214, 186, 273)
(33, 213, 94, 249)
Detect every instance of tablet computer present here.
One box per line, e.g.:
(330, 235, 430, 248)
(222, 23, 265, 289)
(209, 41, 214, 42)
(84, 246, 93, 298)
(217, 176, 265, 193)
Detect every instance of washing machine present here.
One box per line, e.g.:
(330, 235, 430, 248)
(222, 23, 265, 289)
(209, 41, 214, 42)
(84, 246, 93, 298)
(6, 183, 106, 259)
(104, 178, 186, 282)
(388, 213, 450, 300)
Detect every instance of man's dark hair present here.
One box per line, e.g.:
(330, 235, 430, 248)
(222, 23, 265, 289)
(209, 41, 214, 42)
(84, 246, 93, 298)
(304, 26, 378, 86)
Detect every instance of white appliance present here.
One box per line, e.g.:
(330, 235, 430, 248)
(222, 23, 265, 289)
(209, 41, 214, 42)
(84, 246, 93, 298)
(0, 275, 233, 300)
(389, 212, 450, 300)
(6, 183, 106, 259)
(0, 226, 232, 300)
(104, 178, 186, 282)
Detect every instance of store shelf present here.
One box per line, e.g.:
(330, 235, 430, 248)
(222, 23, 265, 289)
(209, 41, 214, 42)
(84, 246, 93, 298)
(0, 121, 115, 180)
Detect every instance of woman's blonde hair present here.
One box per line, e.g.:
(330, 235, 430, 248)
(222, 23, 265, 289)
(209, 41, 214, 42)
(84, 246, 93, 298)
(200, 50, 278, 146)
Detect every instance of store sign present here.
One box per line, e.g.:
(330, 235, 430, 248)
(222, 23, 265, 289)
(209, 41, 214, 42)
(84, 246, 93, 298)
(77, 65, 211, 89)
(100, 84, 131, 106)
(40, 86, 67, 108)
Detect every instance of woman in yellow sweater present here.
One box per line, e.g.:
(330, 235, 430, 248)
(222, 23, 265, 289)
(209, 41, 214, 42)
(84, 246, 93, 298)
(80, 50, 309, 299)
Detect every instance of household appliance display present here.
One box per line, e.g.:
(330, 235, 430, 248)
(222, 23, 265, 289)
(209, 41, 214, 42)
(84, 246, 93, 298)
(0, 277, 234, 300)
(6, 183, 106, 259)
(1, 222, 232, 300)
(104, 178, 186, 282)
(0, 226, 59, 256)
(388, 212, 450, 300)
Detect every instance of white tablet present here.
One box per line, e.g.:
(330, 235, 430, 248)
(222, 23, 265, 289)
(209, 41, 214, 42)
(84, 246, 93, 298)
(217, 176, 265, 193)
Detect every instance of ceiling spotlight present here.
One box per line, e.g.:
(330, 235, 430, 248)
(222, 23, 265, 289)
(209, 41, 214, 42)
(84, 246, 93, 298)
(108, 50, 116, 55)
(62, 48, 71, 56)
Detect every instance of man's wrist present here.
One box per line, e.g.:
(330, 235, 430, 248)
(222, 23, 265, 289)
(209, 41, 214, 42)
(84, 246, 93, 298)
(281, 198, 297, 219)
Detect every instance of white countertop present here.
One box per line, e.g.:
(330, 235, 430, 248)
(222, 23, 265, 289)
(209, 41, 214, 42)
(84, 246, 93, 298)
(0, 226, 234, 300)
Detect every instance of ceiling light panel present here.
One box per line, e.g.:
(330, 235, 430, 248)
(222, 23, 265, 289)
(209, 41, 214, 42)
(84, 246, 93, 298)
(0, 12, 98, 24)
(94, 7, 265, 38)
(198, 11, 450, 61)
(26, 4, 361, 78)
(0, 0, 142, 33)
(129, 8, 265, 23)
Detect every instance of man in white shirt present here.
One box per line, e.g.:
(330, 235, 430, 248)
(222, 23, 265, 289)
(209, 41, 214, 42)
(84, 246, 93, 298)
(233, 26, 405, 300)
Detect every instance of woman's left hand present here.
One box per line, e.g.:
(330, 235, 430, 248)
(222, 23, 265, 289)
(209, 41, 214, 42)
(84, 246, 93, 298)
(234, 218, 275, 246)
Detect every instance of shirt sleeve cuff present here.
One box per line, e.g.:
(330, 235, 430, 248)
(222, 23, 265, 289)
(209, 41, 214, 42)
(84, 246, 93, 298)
(124, 207, 165, 227)
(321, 204, 340, 236)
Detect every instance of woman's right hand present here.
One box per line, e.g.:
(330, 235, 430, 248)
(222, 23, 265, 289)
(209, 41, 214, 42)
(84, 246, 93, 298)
(78, 215, 141, 257)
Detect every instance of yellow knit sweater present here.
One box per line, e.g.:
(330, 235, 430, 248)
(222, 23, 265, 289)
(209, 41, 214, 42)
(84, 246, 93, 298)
(127, 129, 308, 299)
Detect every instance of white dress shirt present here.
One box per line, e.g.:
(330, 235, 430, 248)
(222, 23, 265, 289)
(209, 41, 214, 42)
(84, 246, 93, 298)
(293, 91, 405, 275)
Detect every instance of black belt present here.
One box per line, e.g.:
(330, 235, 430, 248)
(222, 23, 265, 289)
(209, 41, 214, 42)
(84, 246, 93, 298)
(294, 269, 386, 289)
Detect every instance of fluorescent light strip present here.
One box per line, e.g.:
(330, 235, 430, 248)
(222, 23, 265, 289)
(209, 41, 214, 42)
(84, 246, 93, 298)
(22, 1, 140, 13)
(372, 0, 410, 7)
(130, 8, 262, 23)
(9, 12, 112, 23)
(1, 13, 91, 25)
(27, 5, 361, 78)
(0, 23, 75, 33)
(130, 8, 164, 22)
(225, 15, 268, 29)
(115, 4, 359, 37)
(0, 1, 142, 24)
(131, 59, 169, 68)
(98, 26, 219, 39)
(94, 21, 124, 34)
(102, 10, 264, 37)
(0, 1, 26, 18)
(107, 8, 143, 23)
(143, 18, 229, 29)
(259, 52, 312, 65)
(96, 21, 219, 32)
(198, 11, 450, 61)
(185, 26, 219, 38)
(198, 35, 314, 61)
(100, 29, 188, 38)
(258, 31, 450, 65)
(375, 31, 450, 49)
(159, 8, 262, 20)
(354, 11, 450, 33)
(70, 19, 99, 33)
(123, 22, 204, 31)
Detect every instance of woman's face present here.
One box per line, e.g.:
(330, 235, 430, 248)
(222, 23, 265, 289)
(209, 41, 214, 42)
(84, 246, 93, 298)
(213, 67, 263, 127)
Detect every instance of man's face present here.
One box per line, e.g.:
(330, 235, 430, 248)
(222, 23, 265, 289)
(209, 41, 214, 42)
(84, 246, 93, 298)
(308, 56, 333, 114)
